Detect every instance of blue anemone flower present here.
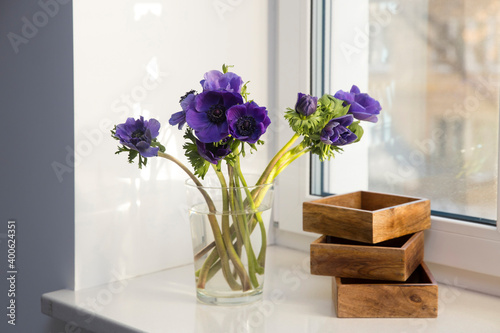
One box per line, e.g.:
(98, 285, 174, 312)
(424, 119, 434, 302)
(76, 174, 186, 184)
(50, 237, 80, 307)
(334, 85, 381, 123)
(227, 101, 271, 144)
(200, 70, 243, 93)
(169, 90, 196, 130)
(320, 115, 357, 146)
(115, 116, 161, 157)
(185, 91, 243, 143)
(196, 138, 232, 165)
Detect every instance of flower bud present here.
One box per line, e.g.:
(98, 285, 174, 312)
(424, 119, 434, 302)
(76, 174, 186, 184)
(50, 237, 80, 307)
(295, 93, 318, 117)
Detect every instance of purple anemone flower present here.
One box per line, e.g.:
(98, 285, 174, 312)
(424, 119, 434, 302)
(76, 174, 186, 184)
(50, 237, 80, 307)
(295, 93, 318, 117)
(115, 116, 161, 157)
(169, 90, 196, 130)
(196, 138, 232, 165)
(320, 115, 357, 146)
(185, 91, 243, 143)
(334, 85, 381, 123)
(200, 70, 244, 93)
(227, 101, 271, 144)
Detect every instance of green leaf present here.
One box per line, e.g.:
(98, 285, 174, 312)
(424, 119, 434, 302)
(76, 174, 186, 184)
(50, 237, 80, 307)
(110, 126, 119, 141)
(309, 140, 344, 162)
(115, 145, 128, 155)
(151, 138, 166, 153)
(319, 94, 333, 109)
(137, 154, 148, 169)
(240, 143, 246, 157)
(245, 139, 262, 153)
(284, 94, 351, 138)
(115, 145, 147, 169)
(230, 139, 240, 153)
(241, 81, 251, 102)
(183, 128, 210, 179)
(222, 64, 234, 74)
(128, 149, 138, 164)
(284, 108, 323, 136)
(348, 121, 364, 143)
(318, 95, 349, 120)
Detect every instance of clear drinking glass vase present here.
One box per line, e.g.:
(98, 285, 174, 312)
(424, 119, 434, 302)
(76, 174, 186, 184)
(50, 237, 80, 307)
(185, 175, 274, 305)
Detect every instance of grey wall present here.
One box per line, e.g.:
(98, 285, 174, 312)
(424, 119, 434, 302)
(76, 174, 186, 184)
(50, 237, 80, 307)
(0, 0, 74, 332)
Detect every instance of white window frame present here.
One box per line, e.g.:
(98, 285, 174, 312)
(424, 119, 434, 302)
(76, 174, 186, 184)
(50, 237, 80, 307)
(274, 0, 500, 295)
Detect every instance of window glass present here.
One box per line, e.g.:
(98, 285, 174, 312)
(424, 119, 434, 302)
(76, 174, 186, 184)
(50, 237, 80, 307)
(312, 0, 500, 225)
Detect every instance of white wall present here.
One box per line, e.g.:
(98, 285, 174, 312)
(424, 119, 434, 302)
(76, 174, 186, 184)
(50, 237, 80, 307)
(74, 0, 272, 289)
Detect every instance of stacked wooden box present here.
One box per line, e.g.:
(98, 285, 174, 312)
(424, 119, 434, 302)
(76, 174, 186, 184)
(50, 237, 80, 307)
(303, 191, 438, 318)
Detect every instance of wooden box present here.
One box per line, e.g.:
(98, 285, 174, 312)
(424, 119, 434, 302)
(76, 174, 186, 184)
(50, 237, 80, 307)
(311, 232, 424, 281)
(303, 191, 430, 243)
(333, 262, 438, 318)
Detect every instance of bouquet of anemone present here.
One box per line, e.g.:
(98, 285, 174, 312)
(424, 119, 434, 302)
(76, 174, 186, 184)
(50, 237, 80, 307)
(111, 64, 381, 298)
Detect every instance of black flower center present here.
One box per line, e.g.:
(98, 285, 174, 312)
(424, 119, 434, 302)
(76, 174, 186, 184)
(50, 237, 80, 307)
(236, 116, 256, 136)
(131, 129, 145, 138)
(207, 104, 226, 124)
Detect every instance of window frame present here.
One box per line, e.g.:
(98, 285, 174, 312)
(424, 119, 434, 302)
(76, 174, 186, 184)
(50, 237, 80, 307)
(274, 0, 500, 294)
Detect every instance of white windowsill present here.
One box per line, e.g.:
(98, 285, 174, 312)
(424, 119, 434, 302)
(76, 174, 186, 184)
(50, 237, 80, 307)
(41, 246, 500, 333)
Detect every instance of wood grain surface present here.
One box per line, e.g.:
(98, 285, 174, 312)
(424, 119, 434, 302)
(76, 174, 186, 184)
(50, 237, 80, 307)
(333, 263, 438, 318)
(303, 191, 431, 243)
(310, 232, 424, 281)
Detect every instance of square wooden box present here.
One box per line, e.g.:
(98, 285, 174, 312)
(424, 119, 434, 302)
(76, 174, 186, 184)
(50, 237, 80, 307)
(333, 262, 438, 318)
(303, 191, 431, 243)
(311, 231, 424, 281)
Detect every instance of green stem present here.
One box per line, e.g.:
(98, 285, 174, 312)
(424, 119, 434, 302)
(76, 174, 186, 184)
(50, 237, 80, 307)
(233, 238, 243, 279)
(213, 167, 251, 291)
(234, 156, 266, 273)
(256, 133, 300, 186)
(248, 141, 309, 234)
(228, 166, 260, 288)
(275, 148, 310, 177)
(196, 248, 219, 278)
(192, 134, 304, 264)
(157, 152, 237, 290)
(204, 235, 241, 282)
(189, 135, 308, 284)
(261, 140, 309, 186)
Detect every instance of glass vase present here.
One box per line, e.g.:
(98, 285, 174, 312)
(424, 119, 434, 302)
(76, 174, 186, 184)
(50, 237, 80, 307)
(185, 175, 274, 305)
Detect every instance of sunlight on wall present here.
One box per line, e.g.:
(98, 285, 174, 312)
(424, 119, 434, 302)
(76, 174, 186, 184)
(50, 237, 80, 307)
(74, 0, 270, 289)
